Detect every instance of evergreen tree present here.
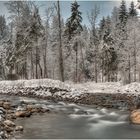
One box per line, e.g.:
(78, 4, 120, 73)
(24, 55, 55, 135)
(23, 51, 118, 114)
(99, 16, 106, 39)
(111, 6, 119, 24)
(101, 43, 118, 82)
(129, 1, 137, 17)
(119, 0, 128, 25)
(103, 16, 113, 45)
(65, 1, 83, 40)
(0, 16, 7, 40)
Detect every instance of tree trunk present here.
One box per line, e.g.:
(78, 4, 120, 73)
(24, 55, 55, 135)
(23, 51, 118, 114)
(35, 39, 38, 79)
(80, 43, 85, 82)
(43, 27, 48, 78)
(139, 65, 140, 82)
(133, 28, 137, 82)
(128, 53, 131, 83)
(75, 47, 78, 83)
(31, 50, 34, 79)
(94, 44, 98, 83)
(39, 63, 43, 78)
(57, 0, 64, 82)
(24, 52, 28, 79)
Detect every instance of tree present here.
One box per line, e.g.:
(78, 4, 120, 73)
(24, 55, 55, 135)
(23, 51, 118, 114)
(103, 16, 113, 45)
(87, 5, 100, 82)
(57, 0, 64, 82)
(5, 1, 27, 78)
(43, 6, 54, 78)
(65, 1, 83, 82)
(119, 0, 128, 25)
(99, 16, 106, 40)
(128, 1, 138, 81)
(111, 6, 119, 25)
(5, 1, 44, 79)
(129, 1, 137, 17)
(0, 15, 7, 40)
(30, 5, 43, 79)
(65, 1, 83, 40)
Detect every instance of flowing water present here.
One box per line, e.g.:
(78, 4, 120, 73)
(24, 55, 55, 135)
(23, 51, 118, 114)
(1, 95, 140, 139)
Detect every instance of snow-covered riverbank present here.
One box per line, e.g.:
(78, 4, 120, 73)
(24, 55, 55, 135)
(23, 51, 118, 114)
(0, 79, 140, 109)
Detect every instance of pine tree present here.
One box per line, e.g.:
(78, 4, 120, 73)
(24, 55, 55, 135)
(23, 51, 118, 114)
(101, 43, 118, 82)
(119, 0, 128, 25)
(103, 16, 113, 45)
(65, 1, 83, 40)
(129, 1, 137, 17)
(0, 16, 7, 40)
(111, 6, 119, 24)
(99, 17, 106, 40)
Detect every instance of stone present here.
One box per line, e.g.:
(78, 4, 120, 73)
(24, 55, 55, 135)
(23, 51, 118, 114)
(15, 126, 23, 131)
(15, 111, 31, 117)
(130, 109, 140, 124)
(7, 110, 15, 114)
(4, 125, 14, 133)
(3, 102, 11, 110)
(30, 108, 39, 113)
(0, 131, 5, 138)
(4, 120, 15, 127)
(0, 115, 5, 122)
(26, 105, 34, 112)
(0, 107, 6, 114)
(7, 114, 16, 120)
(0, 101, 4, 107)
(27, 105, 41, 113)
(40, 108, 50, 113)
(16, 106, 26, 111)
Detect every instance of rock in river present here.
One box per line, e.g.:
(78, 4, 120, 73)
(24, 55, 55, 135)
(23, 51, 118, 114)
(15, 111, 31, 118)
(3, 102, 11, 110)
(130, 109, 140, 124)
(15, 126, 24, 131)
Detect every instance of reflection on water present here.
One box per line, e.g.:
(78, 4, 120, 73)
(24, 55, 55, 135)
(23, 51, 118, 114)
(1, 95, 140, 139)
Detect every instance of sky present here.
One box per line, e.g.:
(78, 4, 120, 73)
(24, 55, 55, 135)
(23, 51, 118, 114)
(0, 0, 139, 26)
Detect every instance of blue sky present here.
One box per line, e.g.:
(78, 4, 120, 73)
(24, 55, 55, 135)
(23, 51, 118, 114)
(0, 0, 138, 26)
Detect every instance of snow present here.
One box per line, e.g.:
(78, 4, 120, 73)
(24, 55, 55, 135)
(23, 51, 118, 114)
(70, 81, 140, 95)
(0, 78, 71, 91)
(70, 82, 122, 94)
(0, 78, 140, 99)
(118, 82, 140, 94)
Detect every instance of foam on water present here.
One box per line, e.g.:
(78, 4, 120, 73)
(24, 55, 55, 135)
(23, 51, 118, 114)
(109, 112, 118, 116)
(100, 108, 109, 114)
(99, 120, 126, 125)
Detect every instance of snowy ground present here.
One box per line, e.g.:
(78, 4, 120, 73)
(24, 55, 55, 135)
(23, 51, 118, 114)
(69, 81, 140, 95)
(0, 79, 140, 95)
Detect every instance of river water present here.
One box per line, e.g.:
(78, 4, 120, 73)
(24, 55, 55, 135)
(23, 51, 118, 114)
(1, 95, 140, 139)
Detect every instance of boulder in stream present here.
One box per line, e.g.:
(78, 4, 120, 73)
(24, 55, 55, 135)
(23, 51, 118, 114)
(15, 111, 31, 118)
(15, 126, 23, 131)
(3, 102, 11, 110)
(130, 109, 140, 124)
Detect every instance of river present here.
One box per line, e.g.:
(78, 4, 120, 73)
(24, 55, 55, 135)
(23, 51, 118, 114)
(1, 95, 140, 139)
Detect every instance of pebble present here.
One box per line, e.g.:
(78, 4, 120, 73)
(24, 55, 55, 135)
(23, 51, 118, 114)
(15, 126, 24, 131)
(4, 120, 15, 127)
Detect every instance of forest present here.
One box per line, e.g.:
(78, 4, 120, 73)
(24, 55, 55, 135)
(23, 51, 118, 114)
(0, 0, 140, 84)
